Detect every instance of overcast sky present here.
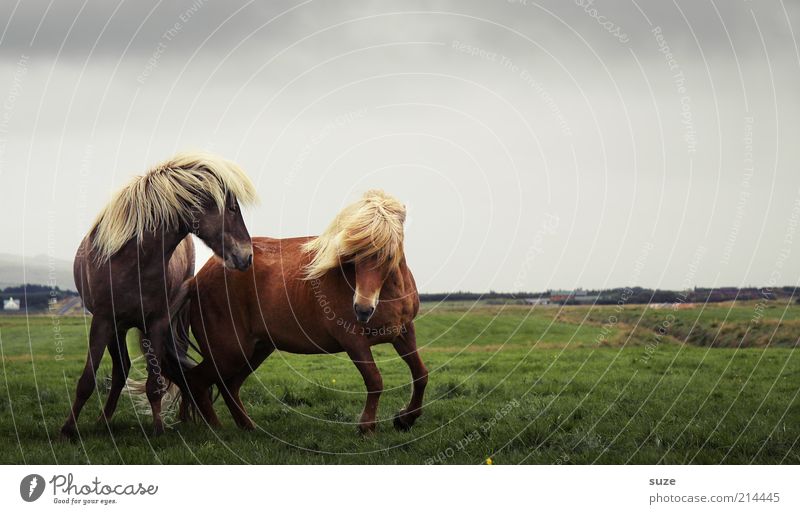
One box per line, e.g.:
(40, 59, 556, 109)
(1, 0, 799, 293)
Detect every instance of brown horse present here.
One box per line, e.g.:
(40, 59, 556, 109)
(178, 190, 427, 434)
(60, 152, 258, 438)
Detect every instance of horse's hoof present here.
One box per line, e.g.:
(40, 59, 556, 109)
(152, 423, 165, 437)
(59, 425, 77, 441)
(393, 409, 416, 431)
(238, 419, 255, 431)
(358, 422, 377, 436)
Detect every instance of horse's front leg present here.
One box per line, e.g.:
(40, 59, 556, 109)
(141, 323, 170, 436)
(345, 343, 383, 435)
(391, 322, 428, 431)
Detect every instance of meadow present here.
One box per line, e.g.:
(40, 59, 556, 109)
(0, 300, 798, 464)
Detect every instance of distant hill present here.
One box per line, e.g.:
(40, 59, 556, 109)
(0, 253, 75, 290)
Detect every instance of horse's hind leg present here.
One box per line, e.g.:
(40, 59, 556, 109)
(219, 342, 274, 430)
(141, 322, 173, 436)
(183, 359, 222, 427)
(98, 328, 131, 424)
(345, 344, 383, 435)
(391, 323, 428, 431)
(60, 317, 113, 439)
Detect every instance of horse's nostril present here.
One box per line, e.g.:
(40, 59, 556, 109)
(353, 304, 375, 319)
(231, 252, 252, 270)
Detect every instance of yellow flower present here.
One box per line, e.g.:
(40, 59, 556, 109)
(332, 378, 336, 384)
(485, 457, 493, 465)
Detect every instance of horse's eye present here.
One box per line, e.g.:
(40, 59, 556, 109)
(228, 204, 237, 213)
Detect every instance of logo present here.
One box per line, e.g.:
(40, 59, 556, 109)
(20, 474, 45, 502)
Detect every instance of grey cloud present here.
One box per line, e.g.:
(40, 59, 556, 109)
(1, 0, 794, 61)
(1, 0, 799, 291)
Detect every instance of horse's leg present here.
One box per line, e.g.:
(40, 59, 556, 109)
(60, 316, 112, 439)
(142, 324, 170, 436)
(183, 359, 222, 427)
(391, 323, 428, 431)
(98, 328, 131, 424)
(219, 342, 274, 430)
(345, 344, 383, 435)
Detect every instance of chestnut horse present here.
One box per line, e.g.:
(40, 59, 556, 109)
(178, 190, 427, 434)
(60, 152, 258, 438)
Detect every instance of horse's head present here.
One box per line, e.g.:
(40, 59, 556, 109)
(302, 190, 406, 323)
(352, 250, 402, 323)
(193, 192, 253, 271)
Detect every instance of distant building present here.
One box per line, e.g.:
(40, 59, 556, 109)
(524, 298, 550, 306)
(3, 297, 20, 310)
(549, 290, 574, 303)
(548, 289, 599, 304)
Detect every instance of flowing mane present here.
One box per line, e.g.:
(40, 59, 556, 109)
(90, 152, 258, 262)
(302, 189, 406, 280)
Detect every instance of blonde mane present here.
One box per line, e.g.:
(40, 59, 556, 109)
(90, 152, 258, 262)
(302, 190, 406, 280)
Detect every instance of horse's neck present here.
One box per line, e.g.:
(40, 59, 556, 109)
(384, 262, 409, 298)
(130, 229, 189, 270)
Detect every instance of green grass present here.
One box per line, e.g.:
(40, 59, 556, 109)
(1, 300, 799, 464)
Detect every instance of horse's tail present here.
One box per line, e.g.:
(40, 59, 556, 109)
(167, 276, 208, 422)
(125, 277, 199, 424)
(167, 276, 200, 377)
(124, 328, 184, 423)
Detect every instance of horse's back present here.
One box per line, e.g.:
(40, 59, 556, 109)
(251, 235, 315, 293)
(192, 236, 340, 352)
(252, 236, 312, 262)
(192, 235, 417, 355)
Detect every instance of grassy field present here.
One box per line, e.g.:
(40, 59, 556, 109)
(1, 300, 798, 464)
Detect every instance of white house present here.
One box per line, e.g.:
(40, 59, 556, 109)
(524, 298, 550, 306)
(3, 297, 20, 311)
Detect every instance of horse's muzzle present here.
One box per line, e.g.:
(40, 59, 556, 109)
(230, 251, 253, 271)
(354, 304, 375, 323)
